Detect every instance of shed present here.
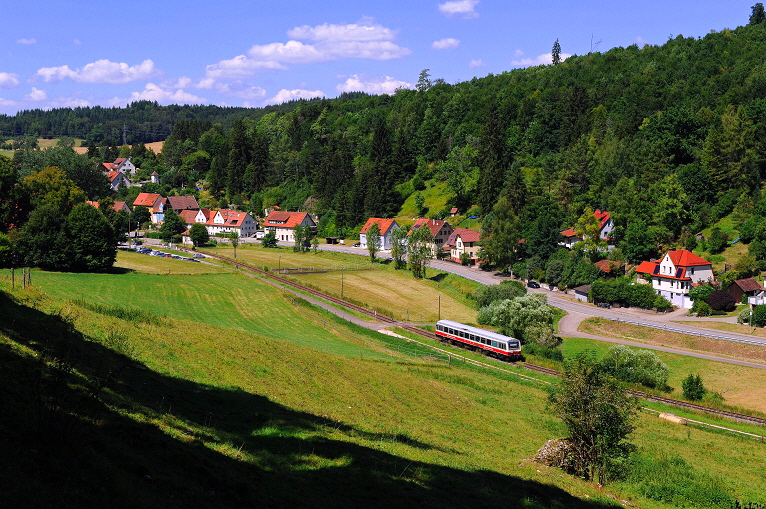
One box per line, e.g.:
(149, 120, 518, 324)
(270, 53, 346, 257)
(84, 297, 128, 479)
(573, 284, 591, 303)
(728, 278, 763, 304)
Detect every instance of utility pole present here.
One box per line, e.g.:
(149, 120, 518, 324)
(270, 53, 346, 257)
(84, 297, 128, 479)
(438, 295, 441, 321)
(341, 267, 344, 298)
(122, 123, 127, 146)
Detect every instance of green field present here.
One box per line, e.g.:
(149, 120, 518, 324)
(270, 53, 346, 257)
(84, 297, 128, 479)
(2, 257, 766, 508)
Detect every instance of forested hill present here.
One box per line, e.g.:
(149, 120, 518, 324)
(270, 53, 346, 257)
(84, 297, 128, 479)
(8, 17, 766, 243)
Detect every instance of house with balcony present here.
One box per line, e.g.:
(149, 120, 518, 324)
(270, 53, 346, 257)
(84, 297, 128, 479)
(635, 249, 714, 308)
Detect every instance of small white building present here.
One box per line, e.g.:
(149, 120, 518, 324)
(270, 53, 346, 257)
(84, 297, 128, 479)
(360, 218, 399, 250)
(560, 209, 614, 249)
(635, 249, 714, 308)
(446, 228, 481, 264)
(263, 211, 316, 242)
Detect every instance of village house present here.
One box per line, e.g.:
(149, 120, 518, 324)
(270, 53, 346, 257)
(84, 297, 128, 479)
(728, 278, 763, 305)
(102, 157, 137, 175)
(263, 211, 316, 242)
(106, 170, 131, 191)
(133, 192, 166, 224)
(181, 208, 257, 238)
(409, 218, 454, 256)
(166, 195, 200, 214)
(359, 218, 399, 250)
(559, 209, 614, 249)
(446, 228, 481, 265)
(85, 200, 132, 214)
(635, 249, 714, 308)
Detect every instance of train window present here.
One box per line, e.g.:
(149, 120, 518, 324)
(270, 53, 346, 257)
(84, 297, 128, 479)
(470, 334, 475, 341)
(491, 340, 497, 348)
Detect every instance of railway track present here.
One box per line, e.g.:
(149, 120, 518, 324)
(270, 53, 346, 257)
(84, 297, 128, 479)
(203, 251, 766, 428)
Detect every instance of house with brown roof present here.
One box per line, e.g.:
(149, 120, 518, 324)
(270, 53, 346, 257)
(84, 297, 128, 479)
(86, 200, 131, 214)
(560, 209, 614, 249)
(635, 249, 713, 308)
(133, 193, 165, 224)
(728, 278, 763, 304)
(409, 218, 454, 256)
(167, 195, 199, 214)
(446, 228, 481, 264)
(263, 211, 316, 242)
(360, 218, 399, 250)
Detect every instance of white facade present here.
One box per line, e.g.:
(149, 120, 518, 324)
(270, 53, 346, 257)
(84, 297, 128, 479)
(640, 251, 714, 309)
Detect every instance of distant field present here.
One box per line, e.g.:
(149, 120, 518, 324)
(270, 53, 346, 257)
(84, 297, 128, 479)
(202, 244, 480, 324)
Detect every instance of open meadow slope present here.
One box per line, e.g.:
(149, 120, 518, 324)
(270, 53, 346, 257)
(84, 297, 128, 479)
(1, 257, 765, 508)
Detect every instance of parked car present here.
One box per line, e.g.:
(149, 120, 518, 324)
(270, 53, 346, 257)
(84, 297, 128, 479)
(353, 242, 361, 247)
(527, 280, 541, 289)
(192, 253, 205, 259)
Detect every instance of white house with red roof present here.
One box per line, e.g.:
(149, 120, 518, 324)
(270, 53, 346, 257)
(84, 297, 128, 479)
(133, 192, 165, 224)
(102, 157, 136, 175)
(446, 228, 481, 264)
(106, 170, 131, 191)
(360, 218, 399, 250)
(408, 218, 454, 256)
(635, 249, 714, 308)
(181, 208, 257, 237)
(560, 209, 614, 249)
(263, 211, 316, 242)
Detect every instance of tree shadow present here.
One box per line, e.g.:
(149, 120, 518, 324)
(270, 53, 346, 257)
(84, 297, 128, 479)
(428, 272, 447, 283)
(0, 290, 620, 509)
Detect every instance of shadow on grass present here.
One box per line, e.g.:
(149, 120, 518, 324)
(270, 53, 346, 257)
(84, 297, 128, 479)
(428, 272, 448, 283)
(0, 290, 619, 509)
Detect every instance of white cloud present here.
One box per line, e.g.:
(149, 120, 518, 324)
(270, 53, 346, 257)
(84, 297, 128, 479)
(438, 0, 479, 19)
(25, 87, 47, 101)
(46, 95, 91, 109)
(0, 72, 20, 88)
(432, 38, 460, 50)
(205, 19, 410, 81)
(511, 52, 571, 67)
(17, 38, 37, 45)
(215, 81, 267, 100)
(514, 49, 524, 56)
(266, 88, 325, 105)
(336, 74, 412, 95)
(287, 19, 395, 42)
(125, 83, 206, 104)
(73, 39, 82, 46)
(0, 97, 18, 107)
(468, 59, 484, 68)
(637, 36, 647, 45)
(34, 59, 157, 84)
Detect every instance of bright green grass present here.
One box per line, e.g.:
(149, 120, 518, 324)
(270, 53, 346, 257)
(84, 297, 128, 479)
(17, 268, 395, 362)
(395, 180, 452, 224)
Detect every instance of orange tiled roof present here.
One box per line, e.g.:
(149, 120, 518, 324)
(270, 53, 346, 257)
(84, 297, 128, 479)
(360, 217, 397, 235)
(264, 211, 311, 229)
(446, 228, 481, 247)
(667, 249, 711, 267)
(133, 192, 161, 207)
(409, 218, 450, 237)
(179, 209, 199, 225)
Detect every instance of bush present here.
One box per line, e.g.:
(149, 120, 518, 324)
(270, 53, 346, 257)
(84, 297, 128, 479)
(737, 307, 752, 324)
(752, 305, 766, 326)
(473, 280, 526, 308)
(688, 283, 716, 302)
(706, 290, 736, 312)
(522, 343, 564, 361)
(681, 373, 706, 401)
(692, 300, 711, 317)
(599, 345, 670, 390)
(653, 295, 673, 312)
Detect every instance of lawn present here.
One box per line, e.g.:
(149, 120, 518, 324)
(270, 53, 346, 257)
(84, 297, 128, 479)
(395, 180, 452, 225)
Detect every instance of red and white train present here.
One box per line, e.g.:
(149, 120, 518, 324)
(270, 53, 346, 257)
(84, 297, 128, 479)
(435, 320, 522, 360)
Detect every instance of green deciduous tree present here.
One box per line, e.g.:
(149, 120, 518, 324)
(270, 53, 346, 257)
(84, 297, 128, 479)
(159, 208, 186, 242)
(477, 293, 554, 344)
(407, 221, 433, 279)
(574, 206, 606, 258)
(548, 354, 638, 484)
(480, 196, 521, 270)
(66, 202, 117, 272)
(682, 373, 706, 401)
(599, 345, 670, 389)
(262, 231, 277, 248)
(189, 223, 209, 247)
(751, 2, 765, 25)
(390, 225, 407, 269)
(366, 222, 381, 261)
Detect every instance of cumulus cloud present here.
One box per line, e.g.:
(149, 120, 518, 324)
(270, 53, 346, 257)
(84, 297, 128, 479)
(124, 83, 206, 105)
(438, 0, 479, 19)
(0, 98, 18, 107)
(204, 19, 410, 82)
(468, 59, 484, 68)
(266, 88, 325, 105)
(17, 38, 37, 45)
(215, 81, 267, 100)
(432, 38, 460, 50)
(25, 87, 47, 101)
(34, 59, 157, 84)
(45, 95, 91, 109)
(0, 72, 20, 88)
(514, 49, 524, 56)
(73, 39, 82, 46)
(511, 52, 571, 67)
(336, 74, 412, 95)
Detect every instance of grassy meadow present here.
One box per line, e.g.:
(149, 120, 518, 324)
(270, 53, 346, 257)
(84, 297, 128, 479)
(2, 254, 766, 507)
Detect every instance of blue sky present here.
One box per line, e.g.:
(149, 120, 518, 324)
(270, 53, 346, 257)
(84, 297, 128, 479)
(0, 1, 756, 115)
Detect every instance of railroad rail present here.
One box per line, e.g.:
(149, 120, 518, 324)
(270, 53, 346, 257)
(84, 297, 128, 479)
(201, 251, 766, 429)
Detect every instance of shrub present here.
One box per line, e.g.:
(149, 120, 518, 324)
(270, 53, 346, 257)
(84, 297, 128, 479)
(522, 343, 564, 361)
(692, 300, 711, 317)
(706, 290, 736, 312)
(737, 307, 752, 324)
(653, 295, 673, 312)
(688, 283, 716, 302)
(473, 280, 526, 308)
(599, 345, 670, 390)
(752, 305, 766, 327)
(681, 373, 706, 401)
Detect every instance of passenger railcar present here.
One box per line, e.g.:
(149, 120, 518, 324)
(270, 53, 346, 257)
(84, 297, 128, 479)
(435, 320, 522, 360)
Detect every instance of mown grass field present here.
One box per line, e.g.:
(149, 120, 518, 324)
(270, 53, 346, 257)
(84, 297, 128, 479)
(201, 244, 481, 324)
(3, 255, 766, 508)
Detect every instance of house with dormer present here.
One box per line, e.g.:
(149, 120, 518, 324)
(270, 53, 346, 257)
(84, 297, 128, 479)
(635, 249, 714, 308)
(360, 218, 399, 250)
(409, 218, 454, 256)
(560, 209, 614, 249)
(263, 211, 316, 242)
(106, 170, 130, 191)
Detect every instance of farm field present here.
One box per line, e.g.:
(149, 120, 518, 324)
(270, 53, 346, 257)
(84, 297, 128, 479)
(2, 272, 766, 508)
(201, 244, 481, 324)
(560, 336, 766, 414)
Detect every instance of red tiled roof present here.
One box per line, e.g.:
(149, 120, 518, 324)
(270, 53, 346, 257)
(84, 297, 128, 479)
(594, 259, 618, 273)
(560, 227, 577, 237)
(179, 209, 198, 225)
(561, 210, 611, 238)
(450, 207, 458, 214)
(635, 261, 659, 274)
(446, 228, 481, 247)
(86, 200, 100, 208)
(409, 218, 450, 237)
(106, 170, 123, 183)
(264, 211, 312, 229)
(167, 195, 199, 211)
(133, 192, 162, 207)
(214, 209, 248, 226)
(732, 278, 762, 292)
(667, 249, 711, 267)
(113, 201, 129, 212)
(360, 217, 397, 235)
